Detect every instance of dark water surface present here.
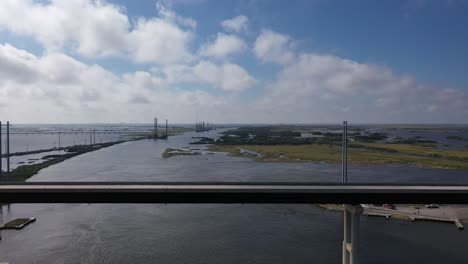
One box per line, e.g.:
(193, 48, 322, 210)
(1, 130, 468, 263)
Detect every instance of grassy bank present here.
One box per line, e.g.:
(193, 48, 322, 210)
(208, 143, 468, 169)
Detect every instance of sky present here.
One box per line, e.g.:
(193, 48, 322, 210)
(0, 0, 467, 124)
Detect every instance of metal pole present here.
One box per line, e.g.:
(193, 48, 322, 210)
(342, 121, 348, 183)
(93, 130, 96, 145)
(0, 121, 2, 177)
(89, 130, 92, 146)
(345, 121, 348, 182)
(58, 132, 61, 149)
(6, 121, 10, 176)
(165, 119, 168, 137)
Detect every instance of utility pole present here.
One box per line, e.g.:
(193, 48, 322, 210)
(342, 121, 348, 183)
(6, 121, 10, 176)
(154, 118, 158, 138)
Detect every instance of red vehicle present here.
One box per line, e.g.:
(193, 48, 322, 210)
(383, 204, 396, 210)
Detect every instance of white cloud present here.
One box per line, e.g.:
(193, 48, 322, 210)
(0, 43, 40, 83)
(256, 52, 468, 123)
(163, 61, 256, 92)
(254, 30, 296, 65)
(1, 41, 467, 123)
(0, 0, 194, 64)
(221, 15, 248, 33)
(156, 1, 197, 29)
(199, 33, 247, 58)
(128, 17, 193, 64)
(0, 0, 130, 56)
(0, 43, 228, 123)
(193, 61, 256, 91)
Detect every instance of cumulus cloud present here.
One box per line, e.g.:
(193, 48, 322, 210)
(0, 43, 40, 83)
(0, 0, 129, 56)
(254, 30, 296, 64)
(221, 15, 248, 33)
(0, 0, 194, 64)
(257, 52, 468, 123)
(162, 61, 256, 92)
(199, 33, 247, 58)
(128, 17, 193, 64)
(192, 61, 256, 91)
(0, 43, 227, 123)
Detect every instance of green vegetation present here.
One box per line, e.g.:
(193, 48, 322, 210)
(209, 144, 468, 169)
(190, 137, 215, 144)
(217, 127, 342, 145)
(390, 138, 437, 144)
(361, 143, 468, 162)
(353, 133, 387, 142)
(208, 126, 468, 169)
(447, 136, 468, 141)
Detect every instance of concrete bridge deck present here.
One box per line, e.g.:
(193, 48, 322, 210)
(1, 183, 468, 204)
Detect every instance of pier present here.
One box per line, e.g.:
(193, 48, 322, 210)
(0, 218, 36, 230)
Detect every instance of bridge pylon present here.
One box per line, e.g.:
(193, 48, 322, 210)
(343, 204, 362, 264)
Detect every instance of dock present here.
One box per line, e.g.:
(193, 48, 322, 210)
(0, 218, 36, 230)
(362, 212, 391, 219)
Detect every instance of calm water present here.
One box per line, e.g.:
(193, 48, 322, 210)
(1, 130, 468, 263)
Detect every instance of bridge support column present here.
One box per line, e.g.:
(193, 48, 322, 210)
(343, 204, 362, 264)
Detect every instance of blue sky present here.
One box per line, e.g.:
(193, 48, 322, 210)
(111, 0, 468, 87)
(0, 0, 467, 123)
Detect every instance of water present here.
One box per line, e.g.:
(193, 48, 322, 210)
(1, 129, 468, 263)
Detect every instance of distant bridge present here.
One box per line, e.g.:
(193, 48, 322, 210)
(4, 131, 155, 135)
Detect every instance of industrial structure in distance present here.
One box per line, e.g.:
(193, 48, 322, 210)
(195, 122, 214, 132)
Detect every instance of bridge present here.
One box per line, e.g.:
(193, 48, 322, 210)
(4, 130, 155, 135)
(1, 182, 467, 264)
